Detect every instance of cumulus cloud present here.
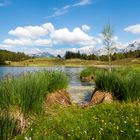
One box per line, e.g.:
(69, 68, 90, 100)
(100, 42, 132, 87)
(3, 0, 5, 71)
(124, 24, 140, 34)
(81, 25, 90, 32)
(35, 39, 52, 46)
(4, 38, 52, 47)
(9, 23, 54, 38)
(2, 22, 102, 55)
(0, 44, 12, 49)
(4, 22, 98, 48)
(51, 27, 97, 46)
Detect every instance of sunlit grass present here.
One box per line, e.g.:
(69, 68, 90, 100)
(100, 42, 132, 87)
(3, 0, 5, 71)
(0, 112, 18, 140)
(94, 68, 140, 101)
(0, 70, 68, 114)
(15, 103, 140, 140)
(0, 70, 68, 139)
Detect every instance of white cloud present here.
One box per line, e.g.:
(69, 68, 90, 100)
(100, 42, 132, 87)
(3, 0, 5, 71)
(4, 38, 52, 47)
(1, 22, 103, 55)
(35, 39, 52, 46)
(63, 5, 71, 10)
(9, 23, 54, 38)
(73, 0, 92, 7)
(124, 24, 140, 34)
(0, 44, 12, 49)
(51, 27, 97, 46)
(4, 39, 26, 46)
(81, 25, 90, 32)
(53, 9, 68, 17)
(46, 0, 94, 18)
(4, 22, 98, 47)
(45, 5, 71, 18)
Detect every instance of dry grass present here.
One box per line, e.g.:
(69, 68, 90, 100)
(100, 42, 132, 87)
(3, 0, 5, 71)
(9, 58, 107, 66)
(9, 58, 140, 67)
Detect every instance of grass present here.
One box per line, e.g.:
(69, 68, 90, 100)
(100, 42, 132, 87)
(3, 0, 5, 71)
(0, 70, 68, 139)
(7, 58, 140, 67)
(94, 68, 140, 101)
(15, 103, 140, 140)
(80, 67, 98, 78)
(9, 58, 107, 67)
(94, 71, 125, 100)
(0, 70, 68, 114)
(0, 65, 140, 139)
(0, 112, 18, 140)
(80, 66, 140, 101)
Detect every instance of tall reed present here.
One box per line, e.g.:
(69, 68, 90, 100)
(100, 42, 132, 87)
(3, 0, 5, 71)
(0, 112, 18, 140)
(94, 69, 140, 101)
(0, 70, 68, 115)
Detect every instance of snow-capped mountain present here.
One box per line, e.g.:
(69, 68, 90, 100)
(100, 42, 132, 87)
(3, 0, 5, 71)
(127, 40, 140, 51)
(30, 52, 55, 58)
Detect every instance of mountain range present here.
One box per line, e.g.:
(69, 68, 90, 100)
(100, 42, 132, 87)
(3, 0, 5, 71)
(29, 52, 55, 58)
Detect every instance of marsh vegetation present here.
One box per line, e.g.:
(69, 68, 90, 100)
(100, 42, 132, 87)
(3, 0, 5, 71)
(0, 66, 140, 139)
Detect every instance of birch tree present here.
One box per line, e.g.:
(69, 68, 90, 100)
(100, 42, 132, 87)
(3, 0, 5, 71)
(102, 24, 115, 72)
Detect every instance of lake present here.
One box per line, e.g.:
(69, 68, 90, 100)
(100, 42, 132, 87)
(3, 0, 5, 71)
(0, 66, 94, 104)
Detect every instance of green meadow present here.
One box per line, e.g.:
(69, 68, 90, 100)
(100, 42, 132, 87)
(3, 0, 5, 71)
(0, 65, 140, 139)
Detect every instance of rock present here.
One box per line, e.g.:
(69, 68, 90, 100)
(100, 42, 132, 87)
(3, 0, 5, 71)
(90, 91, 113, 105)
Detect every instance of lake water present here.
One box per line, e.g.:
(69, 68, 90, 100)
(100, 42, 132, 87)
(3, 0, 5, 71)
(0, 66, 94, 104)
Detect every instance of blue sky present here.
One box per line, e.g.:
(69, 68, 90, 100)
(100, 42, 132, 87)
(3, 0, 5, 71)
(0, 0, 140, 55)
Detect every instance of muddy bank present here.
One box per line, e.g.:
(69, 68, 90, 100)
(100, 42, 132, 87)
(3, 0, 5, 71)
(45, 90, 71, 107)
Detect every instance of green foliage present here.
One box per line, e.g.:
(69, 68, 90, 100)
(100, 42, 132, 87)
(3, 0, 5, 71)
(94, 68, 140, 101)
(0, 112, 18, 140)
(64, 50, 140, 61)
(80, 67, 99, 78)
(47, 71, 68, 93)
(95, 71, 125, 100)
(0, 71, 68, 115)
(0, 50, 31, 64)
(65, 51, 97, 60)
(0, 70, 68, 139)
(123, 73, 140, 101)
(16, 103, 140, 140)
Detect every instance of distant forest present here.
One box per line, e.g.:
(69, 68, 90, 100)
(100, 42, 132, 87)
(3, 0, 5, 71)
(0, 49, 140, 65)
(0, 50, 31, 64)
(64, 50, 140, 61)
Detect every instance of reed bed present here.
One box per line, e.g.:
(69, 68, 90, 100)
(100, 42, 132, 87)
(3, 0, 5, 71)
(94, 68, 140, 101)
(0, 70, 68, 139)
